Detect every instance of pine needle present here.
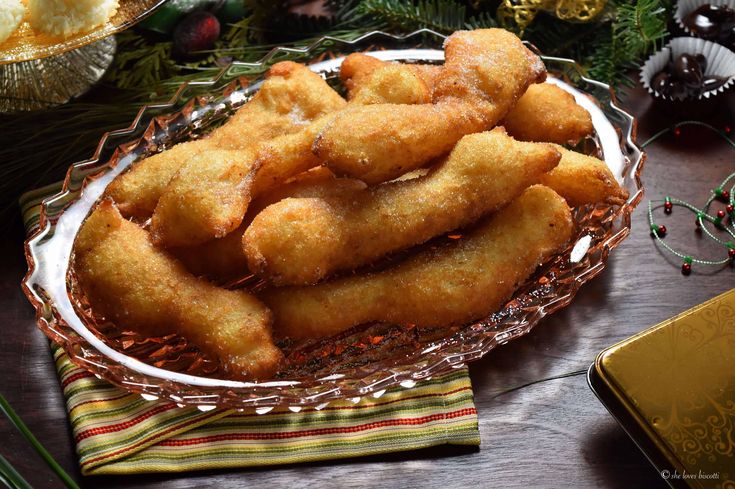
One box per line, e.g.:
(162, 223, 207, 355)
(0, 455, 32, 489)
(355, 0, 469, 32)
(0, 395, 80, 489)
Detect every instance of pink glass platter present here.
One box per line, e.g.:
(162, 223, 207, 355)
(22, 30, 645, 411)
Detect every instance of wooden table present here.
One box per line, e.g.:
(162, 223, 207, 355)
(1, 87, 733, 488)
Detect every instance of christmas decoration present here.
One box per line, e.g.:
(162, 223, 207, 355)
(172, 10, 221, 59)
(496, 0, 607, 32)
(646, 121, 735, 275)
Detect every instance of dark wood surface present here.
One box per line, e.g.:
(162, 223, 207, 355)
(1, 87, 733, 489)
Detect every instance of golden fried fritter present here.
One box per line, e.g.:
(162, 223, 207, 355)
(541, 145, 628, 206)
(106, 61, 345, 219)
(315, 29, 546, 184)
(250, 63, 437, 195)
(244, 129, 560, 285)
(149, 58, 439, 248)
(349, 65, 430, 105)
(249, 115, 332, 196)
(339, 53, 386, 95)
(339, 53, 440, 100)
(502, 83, 594, 145)
(173, 168, 366, 282)
(261, 185, 573, 340)
(74, 200, 283, 380)
(150, 149, 259, 247)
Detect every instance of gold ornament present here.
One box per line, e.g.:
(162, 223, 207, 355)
(497, 0, 608, 33)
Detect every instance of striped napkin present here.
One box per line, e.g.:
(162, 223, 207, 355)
(21, 185, 480, 475)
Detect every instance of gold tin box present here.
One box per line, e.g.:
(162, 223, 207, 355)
(589, 289, 735, 489)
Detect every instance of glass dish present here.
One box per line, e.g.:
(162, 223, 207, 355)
(22, 29, 645, 411)
(0, 0, 166, 64)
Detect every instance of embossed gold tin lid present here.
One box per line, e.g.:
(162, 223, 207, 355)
(589, 289, 735, 489)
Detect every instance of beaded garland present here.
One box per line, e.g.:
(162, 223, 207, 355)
(645, 121, 735, 275)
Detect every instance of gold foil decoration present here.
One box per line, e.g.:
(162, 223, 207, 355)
(497, 0, 608, 32)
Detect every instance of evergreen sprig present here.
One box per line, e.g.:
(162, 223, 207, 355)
(355, 0, 470, 32)
(108, 31, 178, 90)
(587, 0, 668, 86)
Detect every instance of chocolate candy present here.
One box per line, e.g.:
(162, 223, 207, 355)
(684, 4, 735, 48)
(651, 52, 726, 100)
(674, 54, 703, 86)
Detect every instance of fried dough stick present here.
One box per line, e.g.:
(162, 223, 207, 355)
(106, 61, 346, 219)
(315, 29, 547, 184)
(262, 185, 573, 340)
(151, 62, 432, 247)
(248, 64, 430, 196)
(344, 62, 593, 146)
(502, 83, 594, 145)
(173, 168, 366, 282)
(339, 53, 441, 100)
(244, 129, 561, 285)
(150, 149, 259, 246)
(542, 145, 628, 206)
(74, 201, 283, 380)
(340, 61, 621, 207)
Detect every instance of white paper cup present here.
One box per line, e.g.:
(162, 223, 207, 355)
(640, 37, 735, 101)
(675, 0, 735, 37)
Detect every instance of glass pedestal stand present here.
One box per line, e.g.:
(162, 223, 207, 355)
(0, 37, 116, 112)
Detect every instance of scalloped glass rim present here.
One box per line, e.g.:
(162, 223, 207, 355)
(0, 0, 166, 64)
(22, 29, 645, 409)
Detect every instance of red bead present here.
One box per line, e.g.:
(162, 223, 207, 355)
(727, 204, 735, 213)
(729, 248, 735, 259)
(664, 203, 673, 214)
(717, 210, 726, 218)
(726, 126, 732, 134)
(681, 263, 692, 275)
(723, 190, 731, 200)
(658, 225, 667, 236)
(674, 127, 682, 137)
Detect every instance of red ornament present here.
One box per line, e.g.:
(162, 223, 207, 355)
(727, 204, 734, 213)
(172, 11, 221, 60)
(717, 210, 726, 219)
(726, 125, 732, 134)
(681, 263, 692, 275)
(722, 190, 731, 200)
(674, 127, 682, 137)
(664, 202, 673, 214)
(658, 224, 667, 236)
(729, 248, 735, 259)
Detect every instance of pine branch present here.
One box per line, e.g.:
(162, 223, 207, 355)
(355, 0, 470, 33)
(465, 10, 497, 29)
(588, 0, 668, 86)
(106, 31, 177, 90)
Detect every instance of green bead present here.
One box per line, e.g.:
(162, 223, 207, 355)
(650, 224, 658, 232)
(727, 241, 735, 249)
(684, 256, 693, 264)
(697, 212, 705, 220)
(715, 187, 724, 197)
(664, 196, 671, 203)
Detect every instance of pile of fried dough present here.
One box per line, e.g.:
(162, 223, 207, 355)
(72, 29, 627, 381)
